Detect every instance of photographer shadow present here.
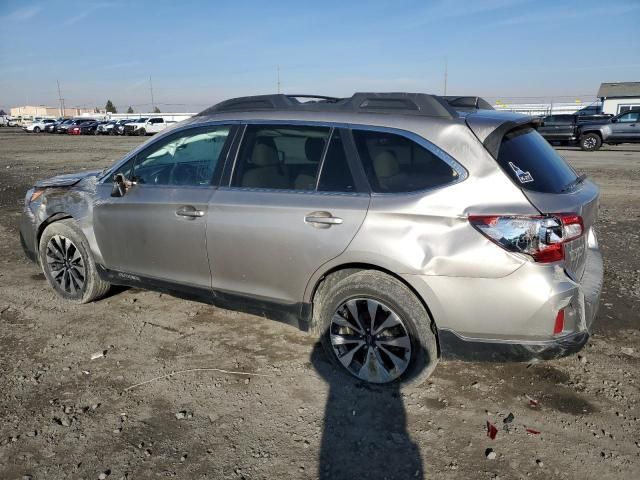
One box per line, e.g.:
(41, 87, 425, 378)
(311, 343, 424, 480)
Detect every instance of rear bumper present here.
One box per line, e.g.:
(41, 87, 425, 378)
(438, 329, 589, 362)
(403, 246, 603, 362)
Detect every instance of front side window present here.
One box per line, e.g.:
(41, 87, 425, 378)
(232, 125, 331, 190)
(132, 127, 231, 186)
(618, 112, 639, 123)
(352, 129, 458, 193)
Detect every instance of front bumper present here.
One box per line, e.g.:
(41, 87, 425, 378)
(403, 246, 603, 362)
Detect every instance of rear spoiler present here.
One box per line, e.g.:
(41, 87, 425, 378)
(466, 114, 542, 158)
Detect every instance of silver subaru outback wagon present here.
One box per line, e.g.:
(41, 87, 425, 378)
(20, 93, 603, 385)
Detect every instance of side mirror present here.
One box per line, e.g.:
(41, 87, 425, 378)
(611, 118, 618, 123)
(111, 173, 130, 197)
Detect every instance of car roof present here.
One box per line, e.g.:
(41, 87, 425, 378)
(191, 92, 531, 139)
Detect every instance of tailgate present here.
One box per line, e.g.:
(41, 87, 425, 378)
(469, 116, 600, 281)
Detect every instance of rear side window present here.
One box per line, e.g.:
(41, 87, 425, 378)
(232, 125, 331, 190)
(352, 130, 458, 193)
(497, 127, 577, 193)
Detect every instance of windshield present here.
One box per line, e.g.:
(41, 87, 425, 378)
(496, 127, 578, 193)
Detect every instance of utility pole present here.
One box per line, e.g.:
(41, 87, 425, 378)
(149, 75, 155, 111)
(56, 80, 65, 117)
(443, 57, 448, 96)
(277, 65, 281, 94)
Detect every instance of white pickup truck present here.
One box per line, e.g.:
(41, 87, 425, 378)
(124, 117, 174, 136)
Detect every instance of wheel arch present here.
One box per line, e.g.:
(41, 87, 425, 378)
(37, 212, 74, 250)
(580, 129, 603, 139)
(308, 262, 442, 357)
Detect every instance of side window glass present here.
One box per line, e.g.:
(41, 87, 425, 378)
(619, 112, 639, 122)
(232, 125, 330, 190)
(352, 129, 458, 193)
(112, 158, 135, 181)
(318, 130, 356, 192)
(133, 127, 230, 186)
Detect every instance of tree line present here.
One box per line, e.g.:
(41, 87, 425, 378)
(104, 100, 160, 114)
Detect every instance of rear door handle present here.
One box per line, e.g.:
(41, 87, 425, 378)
(305, 211, 343, 228)
(176, 206, 204, 218)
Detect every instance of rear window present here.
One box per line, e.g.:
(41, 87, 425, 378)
(497, 127, 577, 193)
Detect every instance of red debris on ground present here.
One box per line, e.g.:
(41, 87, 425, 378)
(487, 421, 498, 440)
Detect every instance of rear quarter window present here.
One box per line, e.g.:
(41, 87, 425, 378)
(352, 129, 459, 193)
(497, 127, 577, 193)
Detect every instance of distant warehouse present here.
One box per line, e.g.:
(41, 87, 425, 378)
(598, 82, 640, 115)
(10, 105, 97, 119)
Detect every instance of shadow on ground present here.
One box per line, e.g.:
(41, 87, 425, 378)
(311, 343, 423, 479)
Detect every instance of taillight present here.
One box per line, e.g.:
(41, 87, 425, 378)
(469, 214, 584, 263)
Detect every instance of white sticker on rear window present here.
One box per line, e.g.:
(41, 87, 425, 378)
(509, 162, 534, 183)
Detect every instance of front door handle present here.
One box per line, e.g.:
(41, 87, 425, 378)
(176, 206, 204, 218)
(305, 211, 343, 228)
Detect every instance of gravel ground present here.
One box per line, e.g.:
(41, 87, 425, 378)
(0, 128, 638, 480)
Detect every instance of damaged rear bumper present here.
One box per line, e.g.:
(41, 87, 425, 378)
(438, 329, 589, 362)
(403, 244, 603, 363)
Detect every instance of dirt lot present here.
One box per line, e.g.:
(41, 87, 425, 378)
(0, 128, 638, 480)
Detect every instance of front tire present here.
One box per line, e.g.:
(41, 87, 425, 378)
(39, 219, 111, 303)
(580, 133, 602, 151)
(314, 270, 438, 386)
(138, 128, 146, 136)
(34, 127, 41, 133)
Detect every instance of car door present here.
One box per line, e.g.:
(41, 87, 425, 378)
(93, 124, 236, 288)
(554, 115, 577, 140)
(610, 112, 640, 141)
(206, 124, 369, 304)
(537, 116, 556, 140)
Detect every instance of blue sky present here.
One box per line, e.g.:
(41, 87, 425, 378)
(1, 0, 639, 112)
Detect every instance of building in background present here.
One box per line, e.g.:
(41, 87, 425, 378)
(9, 105, 100, 119)
(597, 82, 640, 115)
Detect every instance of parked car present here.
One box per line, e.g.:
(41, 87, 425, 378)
(579, 110, 640, 151)
(23, 119, 56, 133)
(114, 119, 135, 135)
(122, 117, 150, 135)
(68, 120, 99, 135)
(19, 92, 603, 386)
(96, 120, 118, 135)
(537, 115, 581, 144)
(58, 118, 96, 134)
(44, 119, 68, 133)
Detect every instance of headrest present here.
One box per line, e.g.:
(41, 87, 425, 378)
(305, 137, 325, 163)
(251, 142, 279, 166)
(373, 150, 399, 178)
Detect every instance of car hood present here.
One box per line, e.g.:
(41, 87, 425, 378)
(35, 169, 102, 188)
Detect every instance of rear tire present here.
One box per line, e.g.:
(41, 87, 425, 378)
(580, 133, 602, 151)
(39, 219, 111, 303)
(314, 270, 438, 386)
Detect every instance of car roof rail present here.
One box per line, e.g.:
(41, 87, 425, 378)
(198, 92, 458, 118)
(443, 96, 494, 111)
